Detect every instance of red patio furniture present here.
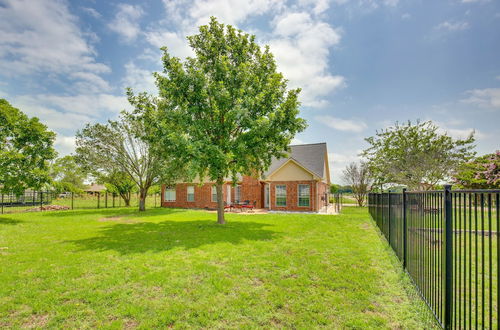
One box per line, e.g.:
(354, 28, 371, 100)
(241, 200, 256, 211)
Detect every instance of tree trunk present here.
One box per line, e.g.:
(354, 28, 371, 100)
(121, 192, 131, 206)
(216, 181, 225, 224)
(138, 187, 147, 212)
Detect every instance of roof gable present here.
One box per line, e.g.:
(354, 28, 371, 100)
(264, 143, 329, 182)
(267, 159, 316, 181)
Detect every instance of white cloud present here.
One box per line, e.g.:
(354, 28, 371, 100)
(401, 13, 411, 20)
(330, 0, 399, 11)
(328, 151, 363, 183)
(108, 4, 144, 42)
(435, 20, 470, 32)
(70, 72, 112, 93)
(122, 62, 157, 94)
(144, 31, 194, 58)
(382, 0, 399, 6)
(81, 7, 101, 19)
(298, 0, 331, 14)
(434, 121, 485, 141)
(268, 11, 344, 107)
(461, 0, 490, 3)
(291, 137, 306, 145)
(55, 135, 76, 156)
(315, 115, 367, 132)
(11, 94, 130, 134)
(461, 88, 500, 109)
(188, 0, 283, 26)
(0, 0, 109, 79)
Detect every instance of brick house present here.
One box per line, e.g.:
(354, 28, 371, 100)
(161, 143, 331, 212)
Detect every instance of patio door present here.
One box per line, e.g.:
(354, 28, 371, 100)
(264, 184, 269, 208)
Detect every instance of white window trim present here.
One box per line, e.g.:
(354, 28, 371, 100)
(275, 184, 287, 207)
(187, 186, 195, 202)
(164, 188, 176, 202)
(235, 185, 241, 202)
(298, 184, 310, 207)
(211, 186, 217, 202)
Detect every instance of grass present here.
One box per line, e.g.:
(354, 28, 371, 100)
(0, 207, 436, 328)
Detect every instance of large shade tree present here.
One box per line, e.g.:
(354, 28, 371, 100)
(0, 99, 56, 194)
(362, 120, 476, 190)
(139, 17, 306, 224)
(75, 111, 175, 211)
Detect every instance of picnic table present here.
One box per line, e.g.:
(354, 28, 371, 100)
(224, 200, 256, 212)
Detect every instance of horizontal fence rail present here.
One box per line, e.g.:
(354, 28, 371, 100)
(0, 191, 161, 214)
(369, 187, 499, 329)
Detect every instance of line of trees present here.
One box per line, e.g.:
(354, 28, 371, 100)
(340, 120, 497, 202)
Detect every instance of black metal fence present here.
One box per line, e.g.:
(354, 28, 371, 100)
(369, 186, 499, 329)
(0, 191, 162, 214)
(332, 192, 343, 213)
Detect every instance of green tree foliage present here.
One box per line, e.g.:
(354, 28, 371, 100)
(0, 99, 56, 194)
(101, 170, 135, 206)
(50, 155, 87, 193)
(75, 112, 173, 211)
(453, 151, 500, 189)
(362, 121, 476, 190)
(140, 17, 306, 224)
(330, 184, 340, 194)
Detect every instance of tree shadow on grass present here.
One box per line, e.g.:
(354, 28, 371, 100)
(0, 217, 23, 225)
(66, 219, 279, 254)
(39, 207, 185, 219)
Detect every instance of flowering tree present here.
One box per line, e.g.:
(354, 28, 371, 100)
(453, 151, 500, 189)
(481, 151, 500, 187)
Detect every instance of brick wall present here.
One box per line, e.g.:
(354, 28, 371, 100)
(161, 176, 263, 209)
(162, 178, 327, 212)
(317, 182, 329, 209)
(268, 181, 318, 212)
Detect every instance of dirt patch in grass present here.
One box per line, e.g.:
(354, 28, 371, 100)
(360, 223, 372, 231)
(23, 313, 49, 328)
(124, 319, 139, 329)
(98, 216, 136, 223)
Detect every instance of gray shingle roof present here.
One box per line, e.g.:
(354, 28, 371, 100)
(263, 143, 327, 179)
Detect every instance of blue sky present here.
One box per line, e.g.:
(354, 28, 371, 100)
(0, 0, 499, 183)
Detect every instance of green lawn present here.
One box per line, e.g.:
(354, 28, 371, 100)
(0, 207, 436, 328)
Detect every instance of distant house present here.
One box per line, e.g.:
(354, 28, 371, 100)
(83, 183, 106, 195)
(161, 143, 331, 212)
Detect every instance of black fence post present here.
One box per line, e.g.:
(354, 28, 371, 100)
(105, 192, 108, 208)
(444, 184, 453, 329)
(97, 192, 100, 209)
(387, 191, 391, 245)
(113, 193, 115, 208)
(40, 191, 43, 211)
(402, 188, 407, 269)
(71, 192, 74, 210)
(1, 193, 3, 215)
